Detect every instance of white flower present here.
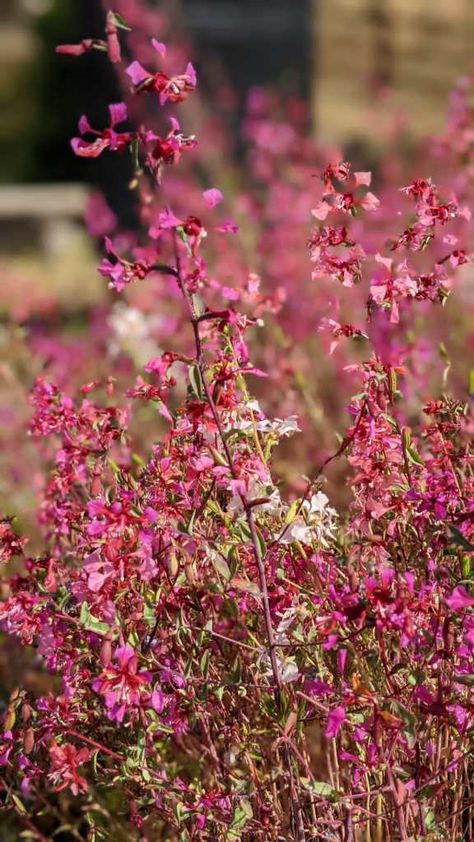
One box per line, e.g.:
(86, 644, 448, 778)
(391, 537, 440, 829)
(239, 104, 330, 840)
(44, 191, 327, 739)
(281, 520, 312, 545)
(227, 478, 281, 516)
(108, 303, 160, 365)
(254, 415, 300, 437)
(275, 605, 298, 638)
(306, 491, 331, 514)
(259, 652, 299, 684)
(276, 416, 300, 437)
(246, 399, 262, 414)
(280, 660, 300, 683)
(224, 403, 300, 440)
(281, 490, 338, 547)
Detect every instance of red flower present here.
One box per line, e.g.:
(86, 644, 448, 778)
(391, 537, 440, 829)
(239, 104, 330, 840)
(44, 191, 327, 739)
(48, 742, 91, 796)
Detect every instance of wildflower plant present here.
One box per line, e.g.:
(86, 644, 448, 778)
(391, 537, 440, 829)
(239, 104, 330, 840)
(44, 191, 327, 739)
(0, 10, 473, 842)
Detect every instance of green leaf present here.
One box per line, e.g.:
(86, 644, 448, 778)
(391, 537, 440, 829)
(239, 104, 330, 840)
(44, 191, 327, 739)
(175, 801, 187, 823)
(233, 520, 252, 542)
(284, 499, 300, 526)
(129, 139, 140, 171)
(188, 364, 204, 400)
(109, 11, 132, 30)
(230, 577, 260, 596)
(79, 603, 110, 636)
(227, 799, 253, 837)
(424, 808, 440, 832)
(405, 443, 424, 466)
(305, 780, 339, 802)
(462, 555, 471, 579)
(453, 673, 474, 687)
(11, 793, 27, 815)
(107, 458, 121, 476)
(143, 602, 156, 626)
(186, 509, 197, 536)
(200, 649, 210, 679)
(254, 527, 266, 559)
(447, 525, 474, 552)
(210, 553, 232, 582)
(401, 427, 423, 466)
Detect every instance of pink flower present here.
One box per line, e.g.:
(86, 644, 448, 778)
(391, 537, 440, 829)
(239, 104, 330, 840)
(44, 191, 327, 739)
(56, 39, 99, 57)
(312, 201, 331, 221)
(203, 188, 224, 208)
(48, 742, 91, 796)
(84, 191, 117, 238)
(216, 220, 239, 234)
(354, 171, 372, 187)
(151, 39, 167, 58)
(325, 705, 346, 738)
(360, 191, 380, 212)
(92, 644, 151, 723)
(71, 103, 134, 159)
(151, 687, 165, 713)
(446, 586, 474, 612)
(145, 118, 197, 181)
(126, 59, 197, 106)
(98, 238, 153, 292)
(126, 60, 150, 86)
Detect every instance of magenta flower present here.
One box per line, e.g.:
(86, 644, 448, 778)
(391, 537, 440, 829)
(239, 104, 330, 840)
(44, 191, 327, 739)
(71, 103, 134, 158)
(92, 644, 151, 723)
(203, 188, 224, 208)
(325, 705, 346, 738)
(126, 53, 197, 105)
(56, 39, 100, 57)
(98, 237, 153, 292)
(146, 117, 196, 180)
(446, 586, 474, 612)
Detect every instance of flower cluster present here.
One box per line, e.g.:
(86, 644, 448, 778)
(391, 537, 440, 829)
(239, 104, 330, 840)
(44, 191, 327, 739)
(0, 7, 473, 842)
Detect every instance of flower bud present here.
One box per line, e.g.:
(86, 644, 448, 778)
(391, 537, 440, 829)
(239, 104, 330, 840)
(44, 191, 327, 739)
(184, 562, 196, 584)
(4, 707, 16, 732)
(100, 636, 112, 668)
(168, 554, 179, 578)
(23, 728, 34, 755)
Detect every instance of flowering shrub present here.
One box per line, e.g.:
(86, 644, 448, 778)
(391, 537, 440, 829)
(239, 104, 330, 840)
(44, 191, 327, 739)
(0, 10, 473, 842)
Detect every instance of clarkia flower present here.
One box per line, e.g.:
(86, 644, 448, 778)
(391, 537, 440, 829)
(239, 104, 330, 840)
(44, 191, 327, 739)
(92, 644, 151, 723)
(126, 47, 197, 106)
(48, 742, 91, 796)
(71, 103, 134, 159)
(325, 705, 346, 738)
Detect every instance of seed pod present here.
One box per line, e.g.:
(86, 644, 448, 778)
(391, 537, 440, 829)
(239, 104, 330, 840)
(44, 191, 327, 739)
(100, 636, 112, 668)
(23, 728, 34, 755)
(184, 562, 196, 585)
(21, 703, 31, 724)
(4, 707, 16, 732)
(168, 553, 179, 578)
(209, 446, 228, 468)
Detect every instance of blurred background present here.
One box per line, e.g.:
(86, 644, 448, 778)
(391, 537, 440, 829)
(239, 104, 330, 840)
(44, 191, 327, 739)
(1, 0, 474, 312)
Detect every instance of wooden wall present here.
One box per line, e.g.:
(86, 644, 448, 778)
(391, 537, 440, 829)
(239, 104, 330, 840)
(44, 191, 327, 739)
(313, 0, 474, 145)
